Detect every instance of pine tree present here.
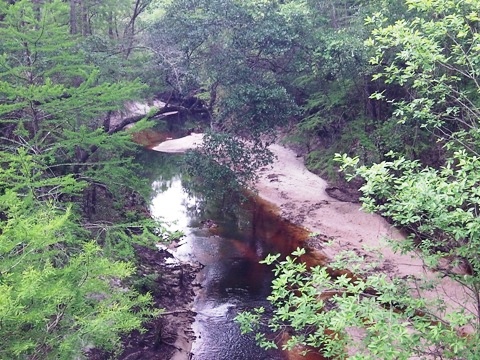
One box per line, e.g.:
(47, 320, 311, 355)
(0, 0, 146, 204)
(0, 2, 159, 358)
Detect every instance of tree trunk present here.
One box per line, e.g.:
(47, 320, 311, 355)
(80, 0, 90, 36)
(70, 0, 78, 34)
(123, 0, 150, 59)
(108, 11, 115, 38)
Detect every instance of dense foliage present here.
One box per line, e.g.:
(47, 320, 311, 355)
(0, 1, 160, 358)
(149, 0, 303, 197)
(237, 247, 479, 359)
(150, 0, 415, 185)
(0, 155, 155, 358)
(236, 0, 480, 359)
(3, 0, 480, 358)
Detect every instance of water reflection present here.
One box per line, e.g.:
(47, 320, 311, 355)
(147, 152, 285, 359)
(147, 151, 321, 360)
(151, 175, 200, 232)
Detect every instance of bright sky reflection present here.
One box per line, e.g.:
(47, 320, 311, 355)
(149, 175, 199, 232)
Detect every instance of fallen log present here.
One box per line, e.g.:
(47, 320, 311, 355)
(108, 105, 208, 134)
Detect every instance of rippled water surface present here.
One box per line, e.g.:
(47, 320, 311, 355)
(147, 152, 310, 360)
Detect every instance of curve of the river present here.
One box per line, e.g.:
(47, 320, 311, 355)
(145, 134, 472, 360)
(149, 162, 308, 360)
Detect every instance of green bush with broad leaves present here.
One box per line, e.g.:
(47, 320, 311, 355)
(236, 0, 480, 358)
(236, 247, 478, 359)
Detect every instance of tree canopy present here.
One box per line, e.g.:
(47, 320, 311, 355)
(234, 0, 480, 358)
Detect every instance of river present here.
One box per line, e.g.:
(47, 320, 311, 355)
(146, 151, 311, 360)
(137, 131, 463, 360)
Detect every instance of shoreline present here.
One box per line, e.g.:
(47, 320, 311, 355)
(151, 135, 425, 279)
(151, 133, 475, 355)
(255, 144, 421, 276)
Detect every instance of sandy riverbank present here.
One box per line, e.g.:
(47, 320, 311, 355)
(151, 132, 203, 153)
(256, 144, 420, 275)
(152, 134, 475, 353)
(152, 135, 421, 277)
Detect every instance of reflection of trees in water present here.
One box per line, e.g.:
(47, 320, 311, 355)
(138, 149, 248, 228)
(184, 154, 245, 209)
(136, 150, 184, 185)
(140, 149, 298, 262)
(182, 133, 273, 215)
(182, 161, 249, 226)
(202, 256, 272, 301)
(137, 145, 260, 228)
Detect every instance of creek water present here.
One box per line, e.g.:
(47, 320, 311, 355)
(146, 151, 312, 360)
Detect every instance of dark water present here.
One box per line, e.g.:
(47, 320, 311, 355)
(144, 153, 328, 360)
(147, 152, 313, 360)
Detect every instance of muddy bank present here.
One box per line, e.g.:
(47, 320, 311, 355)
(120, 245, 201, 360)
(87, 243, 200, 360)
